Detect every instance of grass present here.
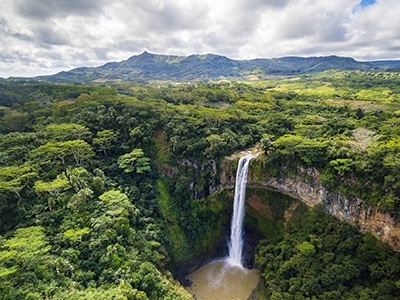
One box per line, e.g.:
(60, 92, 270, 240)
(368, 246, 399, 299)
(156, 179, 188, 263)
(154, 129, 170, 163)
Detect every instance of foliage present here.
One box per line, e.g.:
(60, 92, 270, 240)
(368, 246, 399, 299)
(0, 164, 37, 199)
(118, 149, 151, 174)
(256, 206, 400, 299)
(1, 70, 400, 298)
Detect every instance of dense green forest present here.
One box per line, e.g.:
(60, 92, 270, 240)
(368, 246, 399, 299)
(1, 71, 400, 299)
(255, 203, 400, 299)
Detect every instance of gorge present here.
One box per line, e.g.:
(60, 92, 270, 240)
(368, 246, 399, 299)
(174, 154, 400, 257)
(213, 156, 400, 252)
(180, 153, 400, 299)
(185, 154, 259, 300)
(249, 165, 400, 252)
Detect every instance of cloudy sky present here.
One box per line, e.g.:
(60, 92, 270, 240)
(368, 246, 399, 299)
(1, 0, 399, 78)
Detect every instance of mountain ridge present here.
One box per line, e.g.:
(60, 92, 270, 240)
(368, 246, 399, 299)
(36, 51, 400, 83)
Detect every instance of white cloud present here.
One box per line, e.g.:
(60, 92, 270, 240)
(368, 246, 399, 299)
(0, 0, 400, 77)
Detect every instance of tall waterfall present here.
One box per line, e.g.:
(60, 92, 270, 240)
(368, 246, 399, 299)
(227, 155, 253, 268)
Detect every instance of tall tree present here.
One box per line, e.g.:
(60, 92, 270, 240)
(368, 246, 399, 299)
(0, 165, 37, 199)
(93, 130, 117, 156)
(44, 123, 92, 142)
(118, 149, 151, 174)
(30, 140, 94, 167)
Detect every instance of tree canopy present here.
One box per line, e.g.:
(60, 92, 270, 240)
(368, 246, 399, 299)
(1, 71, 400, 298)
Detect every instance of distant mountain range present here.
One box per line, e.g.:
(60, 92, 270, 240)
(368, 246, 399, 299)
(37, 51, 400, 83)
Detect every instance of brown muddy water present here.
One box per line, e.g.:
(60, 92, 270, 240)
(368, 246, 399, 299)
(185, 259, 260, 300)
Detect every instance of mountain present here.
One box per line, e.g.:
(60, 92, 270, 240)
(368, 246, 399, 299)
(36, 51, 399, 83)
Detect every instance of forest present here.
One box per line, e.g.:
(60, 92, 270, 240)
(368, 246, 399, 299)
(1, 70, 400, 299)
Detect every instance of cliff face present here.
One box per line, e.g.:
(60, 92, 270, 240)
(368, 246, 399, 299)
(164, 154, 400, 251)
(249, 164, 400, 251)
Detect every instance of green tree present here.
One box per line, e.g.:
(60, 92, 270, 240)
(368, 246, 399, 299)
(118, 149, 151, 174)
(0, 112, 31, 133)
(274, 134, 304, 156)
(44, 123, 92, 142)
(65, 167, 90, 192)
(205, 134, 226, 156)
(0, 165, 37, 199)
(0, 226, 52, 285)
(34, 173, 71, 211)
(93, 130, 117, 156)
(30, 140, 94, 167)
(260, 134, 275, 154)
(329, 158, 355, 177)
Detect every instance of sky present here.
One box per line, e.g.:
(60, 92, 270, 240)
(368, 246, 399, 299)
(1, 0, 399, 78)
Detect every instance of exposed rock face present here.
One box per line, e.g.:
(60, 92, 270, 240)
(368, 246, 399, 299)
(249, 177, 326, 208)
(325, 193, 400, 251)
(219, 159, 400, 251)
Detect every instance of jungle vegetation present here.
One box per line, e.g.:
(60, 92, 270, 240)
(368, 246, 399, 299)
(1, 70, 400, 299)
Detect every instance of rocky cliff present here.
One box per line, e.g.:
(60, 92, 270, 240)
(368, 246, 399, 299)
(235, 159, 400, 251)
(164, 153, 400, 251)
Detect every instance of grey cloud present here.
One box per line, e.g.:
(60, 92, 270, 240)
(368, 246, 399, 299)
(0, 18, 32, 42)
(264, 0, 290, 8)
(34, 26, 70, 46)
(132, 1, 209, 33)
(163, 3, 208, 30)
(5, 50, 35, 65)
(279, 17, 315, 39)
(201, 30, 247, 57)
(70, 51, 91, 64)
(0, 52, 17, 63)
(115, 40, 144, 53)
(239, 0, 290, 10)
(278, 9, 349, 43)
(317, 21, 346, 43)
(113, 38, 164, 56)
(93, 48, 111, 61)
(387, 45, 400, 52)
(14, 0, 107, 19)
(312, 12, 348, 43)
(220, 0, 290, 39)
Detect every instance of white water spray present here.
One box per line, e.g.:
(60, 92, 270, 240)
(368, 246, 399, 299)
(227, 155, 253, 268)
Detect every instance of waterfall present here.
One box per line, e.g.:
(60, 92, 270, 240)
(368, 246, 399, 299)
(227, 155, 253, 268)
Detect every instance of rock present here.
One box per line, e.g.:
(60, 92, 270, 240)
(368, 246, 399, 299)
(243, 163, 400, 251)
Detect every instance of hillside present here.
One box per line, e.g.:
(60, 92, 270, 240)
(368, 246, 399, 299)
(35, 51, 399, 83)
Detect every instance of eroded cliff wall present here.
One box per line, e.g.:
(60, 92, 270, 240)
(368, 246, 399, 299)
(219, 157, 400, 251)
(166, 154, 400, 251)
